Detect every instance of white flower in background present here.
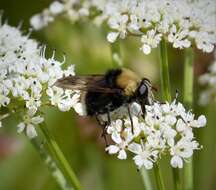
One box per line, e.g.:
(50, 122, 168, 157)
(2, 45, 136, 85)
(17, 109, 44, 138)
(30, 0, 216, 54)
(30, 13, 54, 31)
(168, 25, 191, 49)
(0, 20, 82, 138)
(195, 31, 215, 53)
(141, 30, 162, 54)
(30, 1, 64, 30)
(0, 90, 10, 107)
(49, 1, 64, 15)
(199, 51, 216, 105)
(105, 99, 206, 169)
(107, 14, 128, 43)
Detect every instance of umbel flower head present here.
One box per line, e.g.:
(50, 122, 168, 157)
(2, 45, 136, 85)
(31, 0, 216, 54)
(0, 19, 82, 138)
(199, 51, 216, 105)
(104, 99, 206, 169)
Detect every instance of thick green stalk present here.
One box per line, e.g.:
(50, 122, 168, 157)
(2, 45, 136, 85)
(140, 167, 153, 190)
(153, 163, 165, 190)
(183, 48, 194, 108)
(183, 48, 194, 190)
(40, 124, 82, 190)
(159, 39, 171, 102)
(172, 168, 181, 190)
(158, 39, 171, 190)
(110, 40, 123, 67)
(159, 39, 182, 190)
(31, 138, 73, 190)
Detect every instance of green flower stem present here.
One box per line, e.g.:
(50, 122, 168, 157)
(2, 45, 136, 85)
(183, 48, 194, 190)
(158, 39, 172, 190)
(110, 40, 123, 67)
(159, 39, 182, 190)
(40, 124, 82, 190)
(172, 168, 181, 190)
(183, 48, 194, 108)
(159, 39, 171, 102)
(153, 163, 165, 190)
(140, 167, 153, 190)
(31, 138, 73, 189)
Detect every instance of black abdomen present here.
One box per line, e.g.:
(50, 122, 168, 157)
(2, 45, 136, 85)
(85, 91, 125, 115)
(85, 68, 125, 115)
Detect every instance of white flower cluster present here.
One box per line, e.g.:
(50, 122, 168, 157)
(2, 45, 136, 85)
(105, 100, 206, 169)
(30, 1, 65, 30)
(0, 21, 82, 138)
(199, 51, 216, 105)
(30, 0, 92, 30)
(30, 0, 216, 54)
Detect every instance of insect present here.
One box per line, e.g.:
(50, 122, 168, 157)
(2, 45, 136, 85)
(55, 68, 155, 145)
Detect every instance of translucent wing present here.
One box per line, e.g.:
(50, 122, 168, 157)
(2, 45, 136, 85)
(54, 75, 120, 93)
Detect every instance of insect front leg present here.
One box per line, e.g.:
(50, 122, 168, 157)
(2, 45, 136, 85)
(127, 104, 134, 134)
(106, 110, 111, 126)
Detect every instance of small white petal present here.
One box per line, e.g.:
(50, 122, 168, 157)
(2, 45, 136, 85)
(49, 1, 64, 15)
(176, 119, 186, 132)
(31, 116, 44, 125)
(106, 145, 119, 154)
(107, 32, 119, 43)
(143, 160, 153, 170)
(17, 123, 25, 133)
(197, 115, 207, 127)
(46, 87, 54, 97)
(115, 119, 123, 131)
(117, 149, 127, 160)
(30, 14, 45, 30)
(141, 44, 151, 54)
(180, 148, 193, 158)
(171, 156, 183, 168)
(111, 132, 122, 144)
(73, 103, 87, 116)
(128, 143, 142, 154)
(133, 155, 144, 168)
(26, 124, 37, 139)
(58, 101, 71, 112)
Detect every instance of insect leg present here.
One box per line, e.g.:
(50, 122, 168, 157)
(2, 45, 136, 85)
(95, 114, 108, 147)
(141, 102, 148, 119)
(101, 128, 108, 147)
(101, 110, 112, 147)
(127, 105, 134, 134)
(107, 110, 111, 126)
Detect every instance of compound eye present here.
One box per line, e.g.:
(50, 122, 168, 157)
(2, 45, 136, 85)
(139, 84, 147, 95)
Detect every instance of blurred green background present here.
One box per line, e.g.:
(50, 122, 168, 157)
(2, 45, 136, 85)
(0, 0, 215, 190)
